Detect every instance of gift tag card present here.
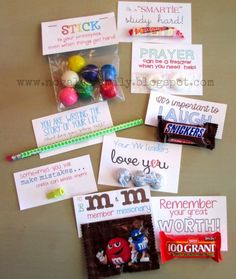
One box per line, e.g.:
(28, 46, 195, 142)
(98, 135, 182, 193)
(145, 92, 227, 139)
(73, 186, 152, 237)
(42, 12, 117, 55)
(131, 42, 202, 95)
(118, 1, 191, 44)
(32, 102, 113, 158)
(13, 155, 97, 210)
(151, 196, 228, 251)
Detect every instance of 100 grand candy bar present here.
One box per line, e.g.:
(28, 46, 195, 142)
(160, 231, 222, 263)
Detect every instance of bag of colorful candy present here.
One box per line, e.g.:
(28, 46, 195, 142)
(48, 45, 124, 111)
(41, 12, 124, 111)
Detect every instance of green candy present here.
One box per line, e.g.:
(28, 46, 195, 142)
(74, 80, 94, 100)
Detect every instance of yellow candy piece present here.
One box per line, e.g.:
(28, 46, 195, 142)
(68, 55, 86, 72)
(46, 187, 65, 199)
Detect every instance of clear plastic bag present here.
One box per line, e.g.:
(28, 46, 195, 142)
(48, 45, 125, 111)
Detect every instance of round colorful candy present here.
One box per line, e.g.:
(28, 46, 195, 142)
(74, 80, 94, 100)
(59, 87, 78, 107)
(80, 64, 99, 83)
(101, 64, 117, 80)
(68, 55, 86, 72)
(100, 80, 117, 99)
(61, 70, 79, 87)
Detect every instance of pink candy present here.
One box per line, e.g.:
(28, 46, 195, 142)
(59, 87, 78, 107)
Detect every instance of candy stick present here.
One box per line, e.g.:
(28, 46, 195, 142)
(6, 119, 143, 161)
(129, 26, 184, 38)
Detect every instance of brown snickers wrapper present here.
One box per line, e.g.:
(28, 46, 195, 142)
(157, 116, 218, 150)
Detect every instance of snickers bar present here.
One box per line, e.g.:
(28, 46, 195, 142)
(157, 116, 218, 150)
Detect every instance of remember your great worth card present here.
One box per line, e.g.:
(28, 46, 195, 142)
(32, 102, 113, 158)
(151, 196, 228, 251)
(117, 1, 191, 43)
(13, 155, 97, 210)
(145, 92, 227, 139)
(98, 135, 182, 193)
(131, 42, 202, 95)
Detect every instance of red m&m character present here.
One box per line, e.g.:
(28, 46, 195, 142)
(96, 237, 131, 268)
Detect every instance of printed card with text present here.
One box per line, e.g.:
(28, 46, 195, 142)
(73, 186, 151, 237)
(32, 102, 113, 158)
(151, 196, 228, 251)
(98, 135, 182, 193)
(13, 155, 97, 210)
(118, 1, 191, 43)
(42, 12, 117, 55)
(131, 42, 202, 95)
(145, 92, 227, 139)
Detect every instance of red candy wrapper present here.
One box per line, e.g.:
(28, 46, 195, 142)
(160, 231, 222, 263)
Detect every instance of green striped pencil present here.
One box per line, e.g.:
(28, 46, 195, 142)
(6, 118, 143, 161)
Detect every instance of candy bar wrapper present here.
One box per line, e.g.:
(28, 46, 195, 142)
(81, 215, 160, 278)
(158, 116, 218, 150)
(129, 27, 184, 38)
(160, 231, 222, 263)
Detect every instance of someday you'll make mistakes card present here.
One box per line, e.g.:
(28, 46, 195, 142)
(13, 155, 97, 210)
(98, 135, 182, 194)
